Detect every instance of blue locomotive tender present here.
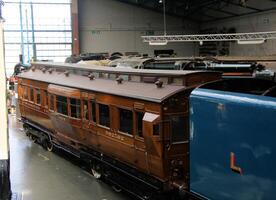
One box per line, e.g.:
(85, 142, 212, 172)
(190, 79, 276, 200)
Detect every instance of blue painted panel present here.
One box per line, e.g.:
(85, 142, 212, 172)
(190, 88, 276, 200)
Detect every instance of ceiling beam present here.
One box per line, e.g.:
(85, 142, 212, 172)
(179, 0, 219, 9)
(112, 0, 200, 23)
(221, 0, 262, 11)
(181, 0, 222, 17)
(205, 5, 238, 16)
(205, 6, 276, 23)
(113, 0, 276, 24)
(114, 0, 182, 18)
(201, 12, 219, 20)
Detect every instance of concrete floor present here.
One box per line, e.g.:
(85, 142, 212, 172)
(9, 115, 131, 200)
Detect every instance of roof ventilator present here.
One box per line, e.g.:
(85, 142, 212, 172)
(116, 77, 123, 84)
(42, 68, 47, 73)
(31, 66, 36, 72)
(48, 68, 53, 74)
(155, 79, 163, 88)
(64, 71, 70, 77)
(88, 73, 95, 80)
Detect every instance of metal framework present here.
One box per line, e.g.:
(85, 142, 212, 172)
(3, 1, 72, 76)
(142, 31, 276, 43)
(113, 0, 276, 23)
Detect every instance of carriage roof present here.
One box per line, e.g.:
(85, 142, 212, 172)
(19, 62, 221, 103)
(32, 62, 215, 76)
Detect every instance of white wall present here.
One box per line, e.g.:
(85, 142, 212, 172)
(201, 11, 276, 56)
(0, 21, 8, 160)
(79, 0, 199, 57)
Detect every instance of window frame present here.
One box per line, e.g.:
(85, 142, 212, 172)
(44, 90, 48, 108)
(56, 95, 68, 116)
(170, 114, 188, 144)
(23, 86, 29, 100)
(29, 88, 34, 102)
(82, 99, 89, 121)
(117, 107, 134, 137)
(97, 103, 110, 129)
(35, 88, 41, 105)
(19, 85, 24, 100)
(69, 98, 81, 119)
(135, 111, 144, 139)
(49, 94, 55, 111)
(153, 123, 160, 136)
(90, 99, 97, 123)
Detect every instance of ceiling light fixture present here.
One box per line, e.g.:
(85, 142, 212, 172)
(147, 0, 167, 45)
(237, 39, 265, 45)
(163, 0, 167, 36)
(149, 40, 168, 46)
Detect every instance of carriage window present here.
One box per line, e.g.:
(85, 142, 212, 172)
(70, 98, 81, 119)
(23, 87, 28, 99)
(153, 124, 160, 136)
(36, 89, 41, 105)
(90, 100, 96, 122)
(45, 91, 48, 107)
(83, 100, 89, 120)
(119, 108, 133, 135)
(56, 95, 68, 115)
(30, 88, 34, 102)
(136, 112, 144, 137)
(171, 116, 185, 142)
(99, 104, 110, 127)
(50, 95, 54, 111)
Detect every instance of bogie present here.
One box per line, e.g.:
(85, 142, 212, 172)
(90, 163, 102, 179)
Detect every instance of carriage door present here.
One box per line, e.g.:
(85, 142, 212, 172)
(81, 93, 98, 147)
(142, 112, 163, 176)
(164, 114, 189, 185)
(47, 84, 81, 146)
(81, 92, 90, 130)
(19, 84, 27, 116)
(133, 110, 148, 171)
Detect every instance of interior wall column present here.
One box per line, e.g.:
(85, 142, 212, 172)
(72, 0, 80, 55)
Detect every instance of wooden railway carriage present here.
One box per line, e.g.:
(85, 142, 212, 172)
(17, 62, 221, 199)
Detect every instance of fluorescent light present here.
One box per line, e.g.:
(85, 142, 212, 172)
(149, 40, 168, 46)
(237, 39, 265, 44)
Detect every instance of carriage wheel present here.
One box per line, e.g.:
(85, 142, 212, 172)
(91, 165, 102, 179)
(30, 135, 37, 143)
(112, 185, 122, 193)
(25, 130, 30, 137)
(46, 140, 54, 152)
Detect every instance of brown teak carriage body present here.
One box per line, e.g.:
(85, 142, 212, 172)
(17, 62, 221, 198)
